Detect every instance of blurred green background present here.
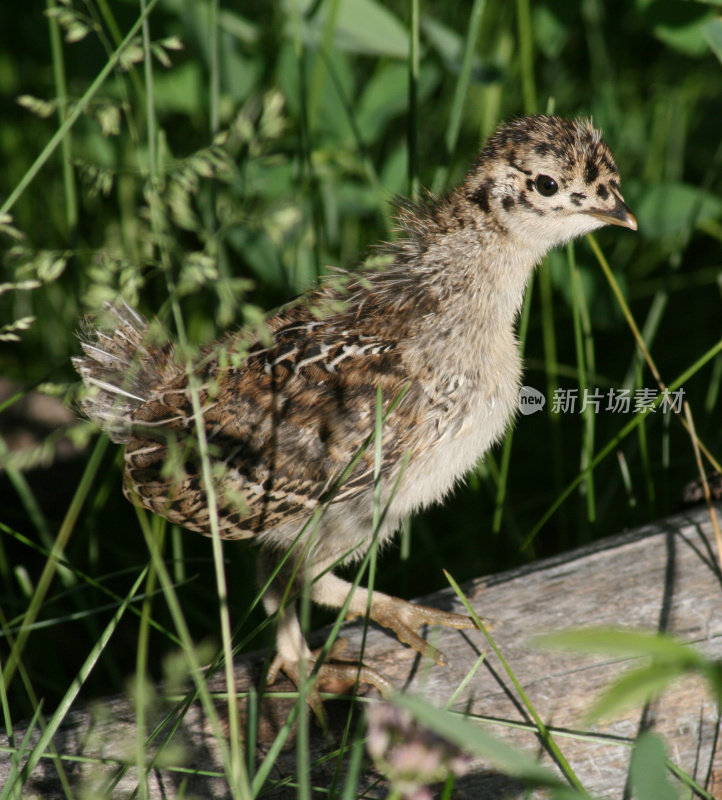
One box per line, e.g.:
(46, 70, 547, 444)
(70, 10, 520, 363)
(1, 0, 721, 716)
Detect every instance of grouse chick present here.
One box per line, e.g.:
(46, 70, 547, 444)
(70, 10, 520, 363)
(74, 115, 637, 695)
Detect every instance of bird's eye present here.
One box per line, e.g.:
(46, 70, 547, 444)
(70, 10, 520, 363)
(534, 175, 558, 197)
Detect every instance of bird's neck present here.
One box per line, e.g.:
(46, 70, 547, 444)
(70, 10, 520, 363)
(402, 223, 546, 377)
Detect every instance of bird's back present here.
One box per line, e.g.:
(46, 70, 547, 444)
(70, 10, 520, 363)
(74, 282, 438, 541)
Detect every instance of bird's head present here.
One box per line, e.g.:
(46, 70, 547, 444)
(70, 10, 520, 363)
(464, 115, 637, 250)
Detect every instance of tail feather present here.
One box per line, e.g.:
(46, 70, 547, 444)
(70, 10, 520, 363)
(73, 302, 180, 442)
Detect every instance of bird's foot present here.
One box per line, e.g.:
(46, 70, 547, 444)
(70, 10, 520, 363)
(353, 596, 478, 667)
(267, 638, 394, 713)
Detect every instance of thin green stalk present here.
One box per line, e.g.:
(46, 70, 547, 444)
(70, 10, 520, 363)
(0, 607, 74, 799)
(2, 435, 108, 689)
(359, 389, 407, 675)
(493, 272, 534, 534)
(288, 0, 322, 282)
(372, 386, 384, 530)
(205, 0, 235, 326)
(479, 27, 513, 141)
(443, 650, 488, 709)
(321, 393, 411, 796)
(340, 718, 367, 800)
(587, 234, 658, 387)
(440, 774, 456, 800)
(0, 521, 182, 645)
(568, 243, 595, 527)
(0, 702, 45, 799)
(94, 0, 124, 45)
(588, 232, 722, 474)
(539, 261, 560, 415)
(135, 19, 166, 793)
(296, 507, 317, 792)
(328, 690, 366, 797)
(432, 0, 487, 192)
(140, 0, 156, 182)
(185, 243, 249, 800)
(616, 450, 637, 507)
(407, 0, 420, 198)
(245, 685, 258, 786)
(538, 261, 566, 548)
(445, 572, 586, 793)
(296, 635, 311, 800)
(622, 292, 668, 392)
(46, 0, 77, 239)
(516, 0, 537, 114)
(0, 631, 13, 750)
(308, 0, 342, 129)
(170, 525, 185, 584)
(135, 506, 243, 795)
(522, 338, 722, 550)
(317, 46, 387, 223)
(575, 271, 596, 386)
(516, 0, 569, 538)
(2, 568, 148, 799)
(252, 444, 411, 795)
(0, 0, 163, 215)
(94, 0, 145, 100)
(250, 394, 407, 792)
(635, 361, 655, 507)
(134, 519, 164, 800)
(705, 351, 722, 414)
(138, 5, 248, 790)
(0, 436, 54, 558)
(209, 0, 220, 137)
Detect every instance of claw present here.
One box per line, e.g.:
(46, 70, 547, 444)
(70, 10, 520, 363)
(362, 597, 478, 667)
(267, 641, 395, 715)
(266, 584, 481, 713)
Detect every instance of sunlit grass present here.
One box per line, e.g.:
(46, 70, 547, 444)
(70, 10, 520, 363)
(0, 0, 721, 797)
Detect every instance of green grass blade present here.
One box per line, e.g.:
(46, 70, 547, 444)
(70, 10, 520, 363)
(521, 335, 722, 550)
(0, 0, 163, 215)
(492, 264, 534, 535)
(432, 0, 487, 192)
(516, 0, 537, 113)
(407, 0, 420, 198)
(6, 567, 147, 797)
(629, 732, 678, 800)
(444, 571, 586, 792)
(2, 434, 109, 689)
(391, 692, 564, 787)
(46, 0, 77, 238)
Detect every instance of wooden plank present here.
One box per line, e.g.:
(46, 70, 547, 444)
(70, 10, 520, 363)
(2, 504, 721, 798)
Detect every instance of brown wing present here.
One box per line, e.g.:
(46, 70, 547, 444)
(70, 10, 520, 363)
(122, 298, 424, 540)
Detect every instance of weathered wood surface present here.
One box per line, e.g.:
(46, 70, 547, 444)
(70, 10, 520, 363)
(3, 504, 721, 798)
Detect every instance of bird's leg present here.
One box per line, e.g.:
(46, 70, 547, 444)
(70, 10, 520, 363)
(310, 570, 477, 667)
(258, 551, 394, 703)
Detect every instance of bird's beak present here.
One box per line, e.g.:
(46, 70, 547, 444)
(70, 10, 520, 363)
(585, 193, 638, 231)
